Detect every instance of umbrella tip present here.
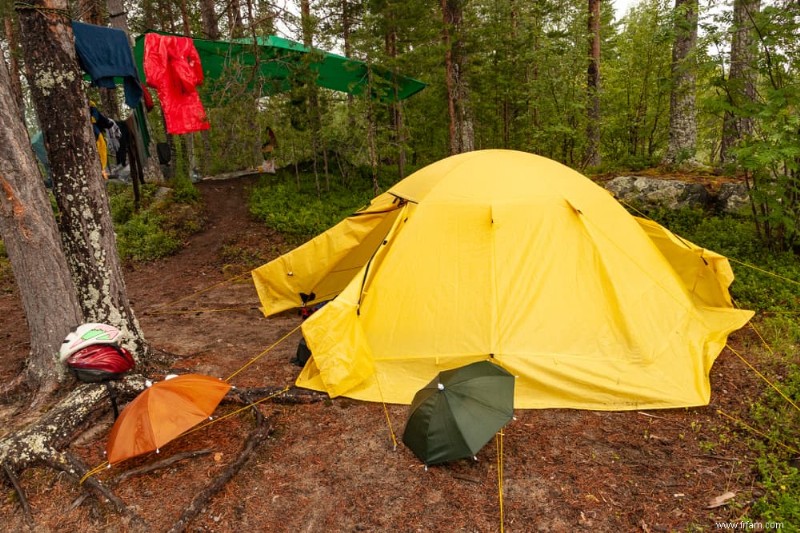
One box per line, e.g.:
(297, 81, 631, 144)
(437, 383, 444, 391)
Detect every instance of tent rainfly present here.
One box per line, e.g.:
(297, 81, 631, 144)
(132, 32, 426, 101)
(252, 150, 754, 410)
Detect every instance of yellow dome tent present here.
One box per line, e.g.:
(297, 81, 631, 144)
(252, 150, 753, 410)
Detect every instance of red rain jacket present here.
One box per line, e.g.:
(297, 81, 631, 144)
(143, 34, 210, 134)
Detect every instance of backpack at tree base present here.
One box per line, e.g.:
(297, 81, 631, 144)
(59, 323, 135, 383)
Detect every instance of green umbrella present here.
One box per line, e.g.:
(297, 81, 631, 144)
(402, 361, 515, 466)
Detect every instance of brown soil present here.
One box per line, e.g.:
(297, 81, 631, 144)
(0, 174, 768, 532)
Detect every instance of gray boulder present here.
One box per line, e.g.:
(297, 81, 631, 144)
(604, 176, 749, 214)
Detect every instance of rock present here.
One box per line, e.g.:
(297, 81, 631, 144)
(604, 176, 750, 214)
(716, 182, 750, 214)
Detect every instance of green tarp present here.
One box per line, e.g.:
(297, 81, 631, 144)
(132, 32, 426, 101)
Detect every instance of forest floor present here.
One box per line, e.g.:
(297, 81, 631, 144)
(0, 173, 774, 532)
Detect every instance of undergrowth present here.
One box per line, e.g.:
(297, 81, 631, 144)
(248, 168, 378, 243)
(109, 178, 203, 262)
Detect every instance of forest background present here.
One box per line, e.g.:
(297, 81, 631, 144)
(2, 0, 796, 249)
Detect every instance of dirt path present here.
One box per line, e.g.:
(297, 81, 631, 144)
(0, 175, 764, 532)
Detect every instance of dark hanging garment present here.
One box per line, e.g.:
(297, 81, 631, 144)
(72, 21, 143, 109)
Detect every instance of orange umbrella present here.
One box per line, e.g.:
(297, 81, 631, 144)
(106, 374, 232, 465)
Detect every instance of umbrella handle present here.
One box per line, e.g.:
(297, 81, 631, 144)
(105, 381, 120, 420)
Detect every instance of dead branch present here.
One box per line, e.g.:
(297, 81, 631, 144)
(228, 385, 327, 405)
(167, 411, 274, 533)
(692, 454, 750, 462)
(113, 449, 213, 484)
(451, 473, 481, 484)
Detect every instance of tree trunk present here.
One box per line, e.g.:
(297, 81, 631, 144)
(385, 21, 406, 179)
(0, 46, 83, 395)
(300, 0, 323, 188)
(3, 15, 26, 113)
(17, 0, 149, 359)
(585, 0, 602, 168)
(719, 0, 760, 167)
(341, 0, 355, 108)
(106, 0, 131, 36)
(663, 0, 699, 166)
(229, 0, 245, 39)
(200, 0, 221, 40)
(441, 0, 473, 155)
(78, 0, 104, 24)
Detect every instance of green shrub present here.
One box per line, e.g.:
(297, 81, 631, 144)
(114, 211, 181, 261)
(108, 182, 202, 262)
(746, 362, 800, 525)
(171, 174, 201, 204)
(249, 171, 375, 242)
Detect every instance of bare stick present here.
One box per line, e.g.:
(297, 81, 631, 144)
(113, 449, 213, 484)
(229, 385, 327, 405)
(167, 414, 273, 533)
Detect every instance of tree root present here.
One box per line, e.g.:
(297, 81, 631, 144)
(49, 451, 140, 521)
(3, 462, 33, 529)
(167, 407, 274, 533)
(0, 375, 147, 527)
(0, 377, 307, 528)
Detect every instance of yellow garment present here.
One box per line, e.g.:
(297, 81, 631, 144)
(96, 133, 108, 177)
(254, 150, 753, 410)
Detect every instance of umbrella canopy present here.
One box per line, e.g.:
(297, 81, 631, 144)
(106, 374, 231, 465)
(402, 361, 515, 466)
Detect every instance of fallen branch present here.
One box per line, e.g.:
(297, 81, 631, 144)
(113, 449, 213, 484)
(167, 409, 274, 533)
(452, 473, 481, 484)
(692, 454, 749, 463)
(229, 385, 327, 405)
